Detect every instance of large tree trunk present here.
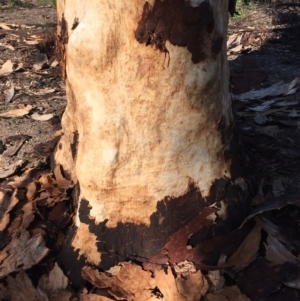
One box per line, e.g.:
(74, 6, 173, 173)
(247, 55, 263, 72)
(55, 0, 248, 299)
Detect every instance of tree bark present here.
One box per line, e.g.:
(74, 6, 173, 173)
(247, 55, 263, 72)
(55, 0, 249, 299)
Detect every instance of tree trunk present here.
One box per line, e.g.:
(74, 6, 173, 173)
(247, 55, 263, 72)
(55, 0, 248, 299)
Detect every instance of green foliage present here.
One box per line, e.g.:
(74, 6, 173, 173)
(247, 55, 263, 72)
(232, 0, 257, 19)
(0, 0, 56, 8)
(50, 0, 56, 9)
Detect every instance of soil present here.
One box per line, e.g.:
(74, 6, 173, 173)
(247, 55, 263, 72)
(1, 1, 300, 300)
(229, 2, 300, 198)
(0, 1, 64, 168)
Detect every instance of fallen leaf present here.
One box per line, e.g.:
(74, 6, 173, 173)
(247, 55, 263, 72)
(0, 42, 15, 50)
(4, 86, 15, 103)
(51, 60, 59, 68)
(0, 230, 49, 277)
(31, 112, 54, 121)
(249, 100, 275, 112)
(284, 274, 300, 290)
(257, 125, 280, 138)
(0, 283, 10, 301)
(207, 285, 251, 301)
(237, 259, 300, 301)
(274, 100, 299, 107)
(0, 189, 19, 231)
(288, 109, 300, 117)
(254, 113, 268, 125)
(265, 234, 298, 265)
(0, 23, 12, 30)
(33, 51, 48, 70)
(0, 159, 24, 179)
(227, 34, 240, 49)
(31, 88, 56, 96)
(0, 104, 32, 117)
(227, 223, 262, 272)
(82, 263, 208, 301)
(207, 270, 225, 292)
(0, 60, 13, 76)
(272, 177, 285, 197)
(38, 263, 69, 298)
(7, 271, 48, 301)
(3, 134, 31, 157)
(82, 295, 114, 301)
(24, 40, 39, 45)
(232, 78, 299, 102)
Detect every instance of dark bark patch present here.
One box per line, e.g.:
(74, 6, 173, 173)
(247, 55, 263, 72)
(134, 0, 214, 63)
(78, 179, 249, 271)
(228, 0, 238, 16)
(70, 131, 79, 160)
(79, 182, 208, 270)
(58, 179, 250, 284)
(218, 116, 248, 180)
(57, 226, 86, 289)
(71, 17, 79, 30)
(56, 14, 68, 80)
(212, 36, 224, 57)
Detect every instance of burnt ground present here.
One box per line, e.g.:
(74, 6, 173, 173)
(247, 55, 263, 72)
(0, 1, 300, 301)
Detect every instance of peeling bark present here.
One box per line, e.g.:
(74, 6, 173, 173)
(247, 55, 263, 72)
(55, 0, 249, 297)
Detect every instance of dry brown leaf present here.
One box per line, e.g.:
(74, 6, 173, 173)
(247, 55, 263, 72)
(26, 181, 37, 201)
(82, 264, 155, 301)
(51, 60, 59, 68)
(0, 42, 15, 50)
(0, 159, 24, 179)
(0, 23, 12, 30)
(24, 40, 39, 45)
(33, 52, 49, 70)
(257, 125, 280, 138)
(233, 77, 299, 102)
(31, 112, 54, 121)
(7, 271, 48, 301)
(249, 100, 275, 112)
(53, 165, 73, 187)
(0, 230, 49, 277)
(206, 270, 225, 292)
(227, 223, 261, 272)
(284, 274, 300, 289)
(0, 104, 32, 117)
(265, 234, 298, 265)
(175, 270, 209, 300)
(82, 295, 114, 301)
(0, 189, 18, 231)
(38, 263, 69, 298)
(82, 263, 208, 301)
(207, 285, 251, 301)
(4, 86, 15, 103)
(227, 34, 240, 48)
(39, 174, 61, 197)
(0, 283, 10, 300)
(258, 217, 290, 246)
(32, 88, 56, 95)
(272, 177, 285, 197)
(0, 60, 13, 76)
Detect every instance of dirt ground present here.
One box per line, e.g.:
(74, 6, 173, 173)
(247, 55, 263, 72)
(0, 1, 64, 169)
(229, 3, 300, 197)
(1, 1, 300, 301)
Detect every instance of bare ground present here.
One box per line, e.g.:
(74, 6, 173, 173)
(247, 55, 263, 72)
(0, 2, 64, 168)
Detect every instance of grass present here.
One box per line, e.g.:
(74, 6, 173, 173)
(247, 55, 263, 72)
(0, 0, 56, 8)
